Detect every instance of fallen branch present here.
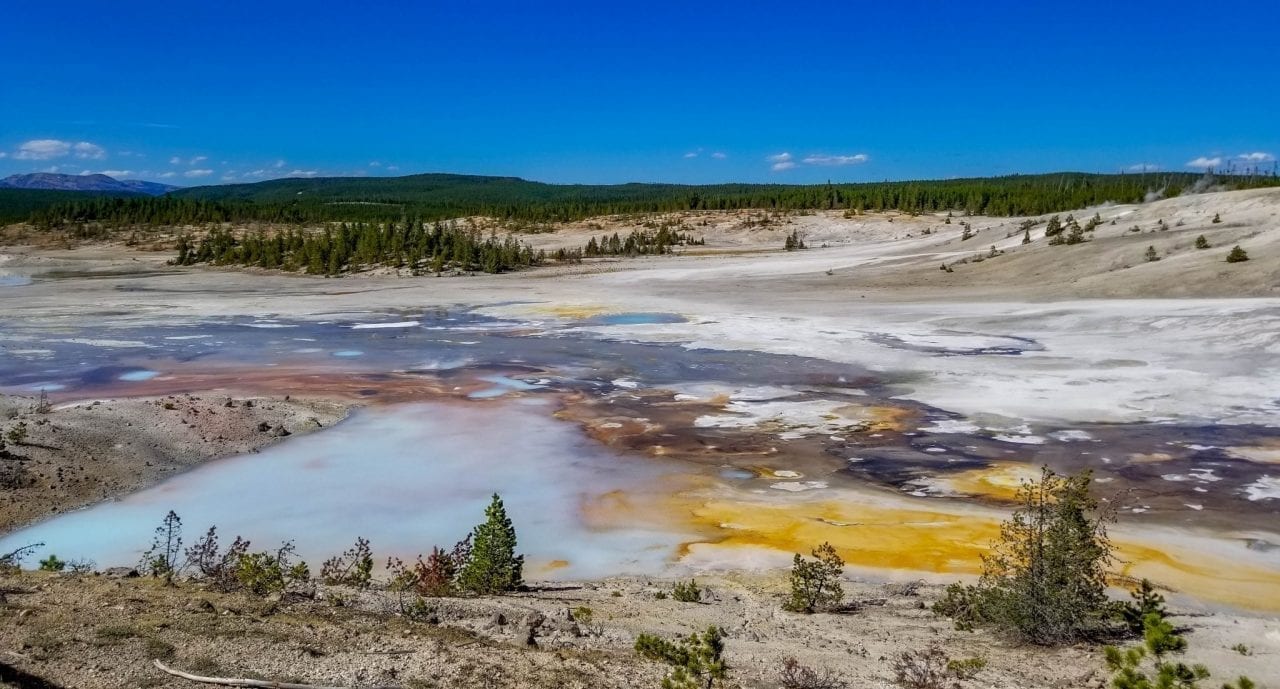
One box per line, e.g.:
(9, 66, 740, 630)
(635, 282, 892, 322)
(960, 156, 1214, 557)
(152, 659, 404, 689)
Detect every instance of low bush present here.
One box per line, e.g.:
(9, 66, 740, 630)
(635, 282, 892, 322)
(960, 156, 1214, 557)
(891, 646, 955, 689)
(779, 657, 847, 689)
(234, 542, 309, 595)
(635, 626, 727, 689)
(184, 525, 251, 591)
(1104, 611, 1255, 689)
(672, 579, 702, 603)
(320, 536, 374, 589)
(1119, 579, 1166, 635)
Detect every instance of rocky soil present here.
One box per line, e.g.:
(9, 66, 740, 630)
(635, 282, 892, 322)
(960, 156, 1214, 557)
(2, 571, 1276, 689)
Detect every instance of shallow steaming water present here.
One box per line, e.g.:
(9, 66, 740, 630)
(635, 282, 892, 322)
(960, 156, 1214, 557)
(0, 402, 688, 578)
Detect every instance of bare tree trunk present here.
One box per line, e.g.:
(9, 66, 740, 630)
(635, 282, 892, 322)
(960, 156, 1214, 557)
(151, 660, 403, 689)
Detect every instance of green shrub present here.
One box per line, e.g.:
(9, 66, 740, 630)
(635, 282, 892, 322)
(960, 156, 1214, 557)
(457, 493, 523, 595)
(1231, 643, 1252, 656)
(672, 579, 702, 603)
(1144, 245, 1160, 262)
(38, 554, 66, 572)
(1120, 579, 1167, 635)
(635, 626, 727, 689)
(1212, 213, 1222, 224)
(784, 542, 845, 614)
(1103, 611, 1257, 689)
(1226, 245, 1249, 263)
(932, 468, 1114, 645)
(1194, 234, 1210, 249)
(572, 606, 593, 625)
(234, 542, 309, 595)
(5, 422, 28, 445)
(945, 656, 987, 680)
(320, 536, 374, 589)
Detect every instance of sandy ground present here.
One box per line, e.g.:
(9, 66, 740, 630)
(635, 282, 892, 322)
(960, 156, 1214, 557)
(3, 571, 1276, 689)
(0, 394, 351, 534)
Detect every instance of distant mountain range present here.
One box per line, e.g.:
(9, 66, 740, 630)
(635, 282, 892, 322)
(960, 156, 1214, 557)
(0, 173, 177, 196)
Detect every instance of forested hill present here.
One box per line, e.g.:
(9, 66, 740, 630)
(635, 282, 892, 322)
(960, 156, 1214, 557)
(16, 171, 1280, 228)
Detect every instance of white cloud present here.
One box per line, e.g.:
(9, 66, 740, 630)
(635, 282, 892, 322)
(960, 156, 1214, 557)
(245, 169, 268, 178)
(287, 169, 318, 177)
(169, 156, 182, 165)
(0, 151, 6, 159)
(802, 153, 869, 166)
(42, 166, 60, 173)
(190, 155, 208, 165)
(183, 169, 213, 178)
(1127, 163, 1160, 172)
(16, 139, 73, 160)
(711, 152, 727, 159)
(386, 165, 399, 171)
(158, 171, 176, 179)
(768, 152, 794, 171)
(1238, 151, 1275, 163)
(1186, 156, 1223, 169)
(73, 142, 107, 159)
(273, 159, 286, 168)
(95, 170, 134, 178)
(368, 160, 382, 167)
(683, 152, 698, 159)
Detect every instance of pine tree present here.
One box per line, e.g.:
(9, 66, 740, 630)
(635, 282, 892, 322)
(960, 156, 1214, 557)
(784, 542, 845, 613)
(457, 493, 523, 595)
(1225, 245, 1249, 263)
(141, 510, 183, 582)
(933, 468, 1114, 644)
(1194, 235, 1209, 249)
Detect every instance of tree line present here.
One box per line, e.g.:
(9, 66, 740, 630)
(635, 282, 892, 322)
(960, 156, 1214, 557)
(20, 171, 1280, 230)
(175, 219, 544, 275)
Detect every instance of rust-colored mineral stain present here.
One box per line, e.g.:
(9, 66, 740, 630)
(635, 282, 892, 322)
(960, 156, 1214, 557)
(858, 405, 919, 432)
(940, 462, 1043, 502)
(658, 490, 1280, 612)
(539, 559, 571, 573)
(684, 497, 998, 573)
(537, 304, 611, 320)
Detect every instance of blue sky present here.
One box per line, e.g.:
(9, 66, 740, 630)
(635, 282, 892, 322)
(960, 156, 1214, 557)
(2, 0, 1276, 185)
